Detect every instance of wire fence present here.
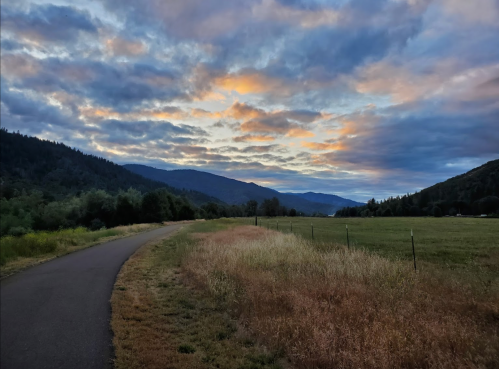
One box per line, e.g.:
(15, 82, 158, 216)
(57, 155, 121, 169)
(241, 217, 420, 270)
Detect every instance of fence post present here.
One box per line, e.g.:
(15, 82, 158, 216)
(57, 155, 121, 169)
(346, 224, 350, 249)
(411, 229, 417, 271)
(290, 221, 292, 232)
(255, 216, 257, 226)
(277, 220, 279, 230)
(311, 223, 314, 239)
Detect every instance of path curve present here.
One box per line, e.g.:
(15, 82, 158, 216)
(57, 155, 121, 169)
(0, 224, 182, 369)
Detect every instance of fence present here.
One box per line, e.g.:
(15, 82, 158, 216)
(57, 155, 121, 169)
(241, 217, 421, 270)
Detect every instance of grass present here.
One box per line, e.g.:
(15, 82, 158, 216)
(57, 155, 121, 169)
(0, 223, 161, 278)
(241, 216, 499, 274)
(111, 221, 286, 369)
(111, 217, 499, 368)
(184, 223, 499, 368)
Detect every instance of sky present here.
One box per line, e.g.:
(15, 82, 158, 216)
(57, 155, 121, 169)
(1, 0, 498, 202)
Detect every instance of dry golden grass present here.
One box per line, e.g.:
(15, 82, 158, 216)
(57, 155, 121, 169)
(184, 226, 499, 369)
(111, 226, 287, 369)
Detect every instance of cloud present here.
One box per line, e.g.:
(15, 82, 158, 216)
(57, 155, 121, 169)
(1, 53, 189, 108)
(106, 37, 147, 56)
(1, 4, 98, 44)
(1, 0, 499, 202)
(301, 141, 345, 151)
(233, 135, 276, 142)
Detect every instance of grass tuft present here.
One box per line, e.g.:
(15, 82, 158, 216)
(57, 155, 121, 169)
(177, 344, 196, 354)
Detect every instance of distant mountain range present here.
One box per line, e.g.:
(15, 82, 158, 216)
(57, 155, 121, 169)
(286, 192, 364, 208)
(124, 164, 362, 214)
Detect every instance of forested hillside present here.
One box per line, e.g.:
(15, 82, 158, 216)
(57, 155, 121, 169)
(0, 129, 221, 205)
(336, 159, 499, 217)
(0, 130, 227, 236)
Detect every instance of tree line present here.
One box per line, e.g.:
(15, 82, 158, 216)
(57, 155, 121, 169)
(1, 186, 306, 237)
(335, 194, 499, 218)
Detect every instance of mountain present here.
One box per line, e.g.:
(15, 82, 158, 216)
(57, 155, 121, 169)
(287, 192, 364, 211)
(0, 129, 223, 206)
(336, 159, 499, 217)
(124, 164, 358, 215)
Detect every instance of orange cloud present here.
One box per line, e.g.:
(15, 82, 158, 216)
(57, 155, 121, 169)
(301, 141, 346, 151)
(79, 107, 187, 120)
(233, 135, 276, 142)
(213, 72, 289, 95)
(286, 128, 315, 138)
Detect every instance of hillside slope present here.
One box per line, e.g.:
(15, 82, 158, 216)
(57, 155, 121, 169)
(0, 130, 222, 206)
(287, 192, 364, 211)
(336, 159, 499, 216)
(124, 164, 339, 215)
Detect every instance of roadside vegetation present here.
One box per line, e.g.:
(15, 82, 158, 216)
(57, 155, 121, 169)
(111, 220, 285, 369)
(113, 218, 499, 368)
(0, 223, 160, 277)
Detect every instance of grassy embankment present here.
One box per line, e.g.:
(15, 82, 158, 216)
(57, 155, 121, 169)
(112, 217, 499, 368)
(0, 223, 162, 277)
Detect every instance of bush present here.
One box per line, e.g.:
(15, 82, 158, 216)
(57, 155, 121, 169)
(90, 218, 106, 231)
(8, 226, 31, 237)
(0, 234, 58, 265)
(177, 344, 196, 354)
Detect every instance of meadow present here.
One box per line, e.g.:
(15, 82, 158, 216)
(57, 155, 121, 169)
(112, 218, 499, 368)
(0, 224, 160, 277)
(249, 216, 499, 274)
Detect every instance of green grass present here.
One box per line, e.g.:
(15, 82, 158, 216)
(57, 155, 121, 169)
(243, 217, 499, 270)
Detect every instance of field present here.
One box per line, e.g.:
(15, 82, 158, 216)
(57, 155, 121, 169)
(249, 216, 499, 274)
(112, 218, 499, 368)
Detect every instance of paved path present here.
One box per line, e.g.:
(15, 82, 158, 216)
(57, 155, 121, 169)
(1, 225, 182, 369)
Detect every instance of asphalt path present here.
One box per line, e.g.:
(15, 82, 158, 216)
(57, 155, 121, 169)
(1, 224, 182, 369)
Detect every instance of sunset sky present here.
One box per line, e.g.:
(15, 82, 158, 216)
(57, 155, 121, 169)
(1, 0, 498, 202)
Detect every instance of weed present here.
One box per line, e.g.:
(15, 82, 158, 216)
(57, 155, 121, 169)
(177, 344, 196, 354)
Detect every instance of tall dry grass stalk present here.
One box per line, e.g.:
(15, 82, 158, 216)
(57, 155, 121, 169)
(184, 227, 499, 368)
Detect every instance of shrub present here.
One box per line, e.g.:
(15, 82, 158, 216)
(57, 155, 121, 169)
(90, 218, 106, 231)
(8, 226, 31, 237)
(177, 344, 196, 354)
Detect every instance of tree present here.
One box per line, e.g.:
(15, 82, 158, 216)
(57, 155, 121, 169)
(382, 208, 393, 217)
(141, 190, 172, 223)
(178, 203, 196, 220)
(116, 188, 142, 225)
(433, 206, 443, 217)
(245, 200, 258, 216)
(289, 208, 297, 217)
(261, 197, 280, 217)
(202, 202, 219, 219)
